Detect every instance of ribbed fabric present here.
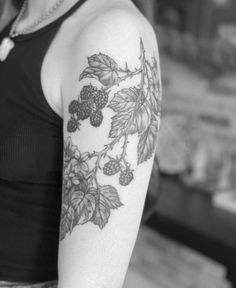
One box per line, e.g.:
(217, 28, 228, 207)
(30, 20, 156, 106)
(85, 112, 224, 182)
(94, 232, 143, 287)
(0, 0, 88, 283)
(0, 280, 57, 288)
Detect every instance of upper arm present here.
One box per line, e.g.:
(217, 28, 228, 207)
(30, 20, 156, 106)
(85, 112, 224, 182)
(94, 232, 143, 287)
(58, 10, 162, 288)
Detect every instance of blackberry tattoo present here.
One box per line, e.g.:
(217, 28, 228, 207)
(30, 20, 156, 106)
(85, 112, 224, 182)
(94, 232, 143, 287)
(80, 84, 98, 101)
(67, 118, 78, 133)
(90, 109, 103, 127)
(119, 169, 134, 186)
(93, 89, 108, 109)
(61, 39, 161, 240)
(103, 158, 121, 176)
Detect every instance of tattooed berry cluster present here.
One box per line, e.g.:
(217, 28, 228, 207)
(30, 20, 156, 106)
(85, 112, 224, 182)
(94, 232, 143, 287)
(90, 109, 103, 127)
(103, 158, 121, 176)
(103, 157, 134, 186)
(119, 169, 134, 186)
(78, 101, 92, 120)
(67, 84, 109, 131)
(80, 84, 98, 101)
(67, 118, 78, 133)
(68, 100, 80, 114)
(93, 89, 108, 109)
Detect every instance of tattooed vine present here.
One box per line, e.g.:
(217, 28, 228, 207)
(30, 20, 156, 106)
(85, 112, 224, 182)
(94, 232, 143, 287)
(60, 39, 161, 240)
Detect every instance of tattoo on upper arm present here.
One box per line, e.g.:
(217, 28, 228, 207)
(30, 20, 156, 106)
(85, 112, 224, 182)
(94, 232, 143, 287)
(60, 39, 161, 240)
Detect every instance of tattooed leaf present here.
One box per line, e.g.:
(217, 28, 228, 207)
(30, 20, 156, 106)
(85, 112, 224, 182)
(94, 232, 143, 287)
(60, 205, 73, 241)
(150, 88, 161, 116)
(137, 116, 159, 164)
(129, 101, 152, 135)
(108, 87, 138, 113)
(79, 67, 98, 81)
(149, 57, 161, 115)
(71, 189, 96, 226)
(62, 185, 71, 206)
(100, 185, 123, 209)
(150, 78, 161, 115)
(64, 136, 79, 164)
(80, 53, 119, 86)
(92, 201, 110, 230)
(109, 112, 132, 138)
(92, 185, 122, 229)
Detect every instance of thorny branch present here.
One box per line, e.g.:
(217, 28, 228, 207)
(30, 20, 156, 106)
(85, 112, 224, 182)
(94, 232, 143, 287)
(60, 39, 161, 238)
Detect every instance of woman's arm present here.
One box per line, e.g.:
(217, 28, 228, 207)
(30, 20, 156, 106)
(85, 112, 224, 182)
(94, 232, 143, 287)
(58, 10, 162, 288)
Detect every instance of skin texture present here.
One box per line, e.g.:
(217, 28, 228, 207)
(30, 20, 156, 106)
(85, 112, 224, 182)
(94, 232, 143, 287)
(56, 3, 162, 288)
(61, 38, 161, 239)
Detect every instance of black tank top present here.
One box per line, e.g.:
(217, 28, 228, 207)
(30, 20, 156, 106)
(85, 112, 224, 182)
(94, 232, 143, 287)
(0, 0, 87, 283)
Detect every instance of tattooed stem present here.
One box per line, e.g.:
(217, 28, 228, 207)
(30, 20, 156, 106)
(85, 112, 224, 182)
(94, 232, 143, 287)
(87, 133, 124, 179)
(104, 68, 142, 91)
(85, 46, 152, 181)
(119, 133, 129, 169)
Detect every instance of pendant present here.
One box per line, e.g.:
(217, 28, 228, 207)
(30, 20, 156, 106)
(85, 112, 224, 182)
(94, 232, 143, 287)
(0, 37, 15, 62)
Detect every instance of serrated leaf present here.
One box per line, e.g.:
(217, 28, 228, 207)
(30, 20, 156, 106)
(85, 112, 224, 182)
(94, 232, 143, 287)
(108, 87, 138, 113)
(71, 189, 96, 226)
(137, 116, 159, 164)
(79, 67, 98, 81)
(80, 53, 119, 86)
(150, 82, 161, 115)
(92, 185, 122, 229)
(62, 185, 72, 206)
(92, 202, 110, 230)
(109, 112, 132, 138)
(60, 205, 73, 241)
(129, 101, 152, 135)
(149, 57, 162, 115)
(100, 185, 123, 209)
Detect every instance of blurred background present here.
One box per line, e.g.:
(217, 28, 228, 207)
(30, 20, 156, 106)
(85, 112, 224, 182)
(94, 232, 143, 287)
(1, 0, 236, 287)
(125, 0, 236, 288)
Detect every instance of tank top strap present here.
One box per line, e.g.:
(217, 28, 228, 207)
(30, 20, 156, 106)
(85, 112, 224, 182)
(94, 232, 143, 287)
(0, 0, 88, 40)
(15, 0, 89, 42)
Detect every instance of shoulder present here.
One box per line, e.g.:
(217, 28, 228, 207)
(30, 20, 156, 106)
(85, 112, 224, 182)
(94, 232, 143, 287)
(80, 3, 156, 41)
(68, 1, 158, 63)
(61, 1, 160, 100)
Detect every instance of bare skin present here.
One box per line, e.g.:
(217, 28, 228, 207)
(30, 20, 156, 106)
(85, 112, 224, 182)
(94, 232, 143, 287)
(0, 0, 17, 31)
(2, 1, 162, 287)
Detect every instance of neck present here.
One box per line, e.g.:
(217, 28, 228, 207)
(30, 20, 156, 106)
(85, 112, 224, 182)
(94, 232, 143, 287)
(23, 0, 79, 19)
(25, 0, 59, 18)
(0, 1, 17, 31)
(0, 1, 16, 18)
(16, 0, 80, 33)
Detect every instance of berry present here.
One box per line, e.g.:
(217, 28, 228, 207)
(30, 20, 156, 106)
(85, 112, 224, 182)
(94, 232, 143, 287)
(67, 118, 78, 133)
(90, 109, 103, 127)
(103, 159, 121, 176)
(119, 170, 134, 186)
(78, 101, 92, 120)
(93, 89, 108, 109)
(80, 84, 98, 101)
(90, 101, 97, 115)
(68, 100, 80, 114)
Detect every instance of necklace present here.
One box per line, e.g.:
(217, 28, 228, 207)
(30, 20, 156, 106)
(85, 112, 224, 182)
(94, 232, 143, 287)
(0, 0, 66, 62)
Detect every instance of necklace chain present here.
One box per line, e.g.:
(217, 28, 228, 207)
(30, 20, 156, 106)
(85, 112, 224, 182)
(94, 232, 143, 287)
(10, 0, 66, 38)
